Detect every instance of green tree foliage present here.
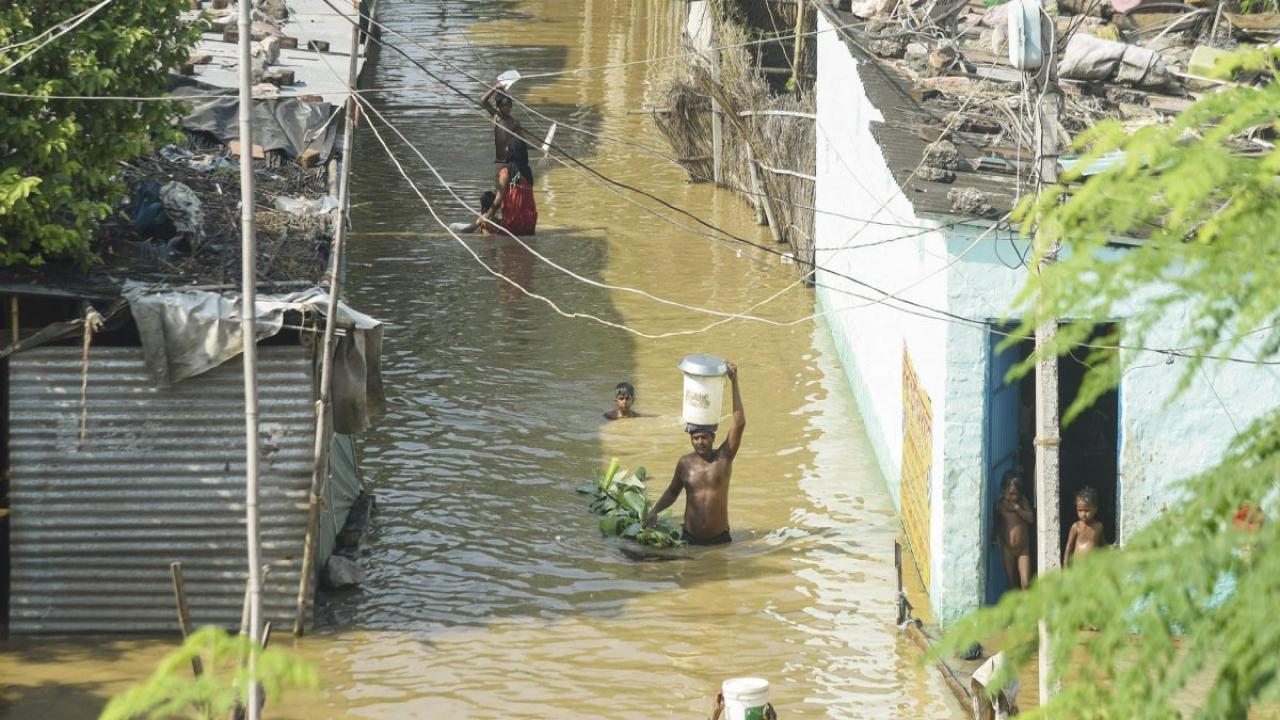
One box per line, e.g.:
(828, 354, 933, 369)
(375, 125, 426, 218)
(938, 49, 1280, 717)
(0, 0, 199, 268)
(99, 626, 318, 720)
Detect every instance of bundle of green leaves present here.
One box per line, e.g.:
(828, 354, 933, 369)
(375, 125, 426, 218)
(1, 0, 200, 268)
(579, 457, 685, 548)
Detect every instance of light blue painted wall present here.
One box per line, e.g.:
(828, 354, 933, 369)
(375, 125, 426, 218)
(815, 11, 1280, 626)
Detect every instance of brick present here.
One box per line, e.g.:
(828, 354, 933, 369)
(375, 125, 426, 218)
(298, 149, 322, 168)
(306, 40, 330, 52)
(188, 52, 213, 65)
(278, 36, 298, 49)
(259, 35, 280, 63)
(298, 94, 325, 103)
(229, 140, 266, 159)
(263, 68, 294, 86)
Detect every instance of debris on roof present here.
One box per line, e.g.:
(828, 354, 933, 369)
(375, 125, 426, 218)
(0, 0, 363, 301)
(818, 0, 1279, 219)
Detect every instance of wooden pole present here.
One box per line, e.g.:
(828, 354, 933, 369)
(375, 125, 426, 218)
(168, 562, 204, 677)
(294, 0, 363, 638)
(236, 0, 262, 709)
(9, 296, 18, 345)
(790, 0, 807, 89)
(709, 3, 724, 186)
(1032, 7, 1063, 706)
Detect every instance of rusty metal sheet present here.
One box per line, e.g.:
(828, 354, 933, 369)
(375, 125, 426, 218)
(8, 345, 315, 634)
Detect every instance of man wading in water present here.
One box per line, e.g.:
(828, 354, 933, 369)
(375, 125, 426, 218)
(644, 362, 745, 545)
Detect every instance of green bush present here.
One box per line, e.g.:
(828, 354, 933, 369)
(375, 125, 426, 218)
(0, 0, 200, 268)
(99, 626, 318, 720)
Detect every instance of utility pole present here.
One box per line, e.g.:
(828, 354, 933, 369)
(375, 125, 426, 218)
(294, 0, 362, 638)
(1031, 5, 1062, 707)
(236, 0, 263, 714)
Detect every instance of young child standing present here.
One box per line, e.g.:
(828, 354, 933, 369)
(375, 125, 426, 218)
(992, 470, 1034, 591)
(604, 382, 637, 420)
(1064, 486, 1106, 564)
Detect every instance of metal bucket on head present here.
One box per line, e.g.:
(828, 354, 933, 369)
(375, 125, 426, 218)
(678, 354, 727, 427)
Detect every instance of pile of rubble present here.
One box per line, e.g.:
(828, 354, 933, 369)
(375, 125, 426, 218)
(822, 0, 1279, 214)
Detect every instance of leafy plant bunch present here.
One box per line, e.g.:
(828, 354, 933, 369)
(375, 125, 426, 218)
(580, 458, 685, 548)
(99, 626, 318, 720)
(939, 49, 1280, 718)
(0, 0, 200, 268)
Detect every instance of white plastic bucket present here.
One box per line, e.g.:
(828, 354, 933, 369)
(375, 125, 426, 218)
(722, 677, 770, 720)
(679, 354, 727, 426)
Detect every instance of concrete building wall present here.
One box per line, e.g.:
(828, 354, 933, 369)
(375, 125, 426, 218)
(813, 12, 954, 604)
(816, 11, 1280, 625)
(941, 234, 1280, 622)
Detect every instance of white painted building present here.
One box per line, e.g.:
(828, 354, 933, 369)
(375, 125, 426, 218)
(812, 5, 1280, 625)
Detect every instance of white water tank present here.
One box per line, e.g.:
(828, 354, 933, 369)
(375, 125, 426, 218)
(678, 354, 727, 426)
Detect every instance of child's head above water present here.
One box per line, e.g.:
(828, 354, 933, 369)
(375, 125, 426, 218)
(613, 382, 635, 415)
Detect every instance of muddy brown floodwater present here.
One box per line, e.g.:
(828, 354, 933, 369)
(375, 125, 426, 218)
(0, 1, 965, 717)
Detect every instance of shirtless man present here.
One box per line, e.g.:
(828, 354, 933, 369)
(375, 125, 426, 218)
(1064, 486, 1106, 564)
(992, 470, 1033, 590)
(480, 83, 525, 164)
(644, 362, 745, 545)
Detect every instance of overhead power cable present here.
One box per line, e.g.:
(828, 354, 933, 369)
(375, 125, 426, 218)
(313, 0, 1012, 322)
(0, 0, 114, 76)
(326, 0, 986, 236)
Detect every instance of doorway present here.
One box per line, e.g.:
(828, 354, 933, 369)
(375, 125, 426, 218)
(982, 324, 1119, 604)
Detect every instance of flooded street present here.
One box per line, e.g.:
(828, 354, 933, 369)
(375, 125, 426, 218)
(1, 1, 962, 717)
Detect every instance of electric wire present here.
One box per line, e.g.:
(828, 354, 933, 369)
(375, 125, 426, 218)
(0, 0, 114, 76)
(318, 0, 994, 238)
(332, 6, 1280, 364)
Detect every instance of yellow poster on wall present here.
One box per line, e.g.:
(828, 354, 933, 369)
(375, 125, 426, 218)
(901, 345, 933, 589)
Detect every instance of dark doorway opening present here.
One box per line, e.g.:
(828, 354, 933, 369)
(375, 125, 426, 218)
(983, 324, 1119, 604)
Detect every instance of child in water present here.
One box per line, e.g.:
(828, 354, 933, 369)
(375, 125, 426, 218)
(992, 470, 1034, 591)
(457, 191, 499, 235)
(1064, 486, 1106, 564)
(603, 382, 637, 420)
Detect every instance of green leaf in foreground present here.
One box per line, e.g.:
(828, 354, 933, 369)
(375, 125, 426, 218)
(98, 626, 317, 720)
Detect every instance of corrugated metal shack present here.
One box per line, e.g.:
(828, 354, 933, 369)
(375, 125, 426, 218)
(0, 285, 382, 635)
(0, 286, 382, 634)
(0, 0, 384, 635)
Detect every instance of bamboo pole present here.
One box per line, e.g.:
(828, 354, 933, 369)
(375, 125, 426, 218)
(9, 296, 18, 345)
(293, 0, 362, 638)
(709, 2, 724, 185)
(168, 562, 204, 677)
(790, 0, 806, 89)
(236, 0, 263, 711)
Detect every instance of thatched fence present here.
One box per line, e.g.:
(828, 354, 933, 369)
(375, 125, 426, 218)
(653, 0, 817, 278)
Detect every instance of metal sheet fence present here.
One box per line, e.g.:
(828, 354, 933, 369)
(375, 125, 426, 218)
(7, 345, 315, 634)
(900, 345, 934, 591)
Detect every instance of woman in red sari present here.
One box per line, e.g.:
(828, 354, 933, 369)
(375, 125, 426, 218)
(482, 137, 537, 236)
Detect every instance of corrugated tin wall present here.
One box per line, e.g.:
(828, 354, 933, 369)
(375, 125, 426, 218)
(7, 345, 315, 634)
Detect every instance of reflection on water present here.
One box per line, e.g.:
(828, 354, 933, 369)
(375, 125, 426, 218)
(0, 1, 962, 717)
